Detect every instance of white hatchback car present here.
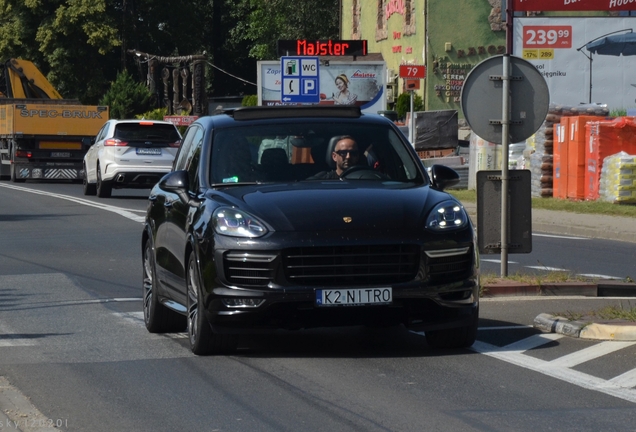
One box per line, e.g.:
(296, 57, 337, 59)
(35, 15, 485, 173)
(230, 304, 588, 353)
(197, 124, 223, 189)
(83, 119, 181, 197)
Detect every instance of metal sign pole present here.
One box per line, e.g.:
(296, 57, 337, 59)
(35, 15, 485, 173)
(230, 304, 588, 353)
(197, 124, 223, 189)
(500, 54, 511, 277)
(409, 90, 414, 145)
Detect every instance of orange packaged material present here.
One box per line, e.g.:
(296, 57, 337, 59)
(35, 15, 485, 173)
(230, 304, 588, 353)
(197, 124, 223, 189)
(553, 119, 568, 198)
(568, 115, 604, 200)
(585, 117, 636, 200)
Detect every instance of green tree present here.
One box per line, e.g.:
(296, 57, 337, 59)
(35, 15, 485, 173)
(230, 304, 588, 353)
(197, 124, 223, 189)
(230, 0, 339, 60)
(100, 70, 152, 119)
(396, 92, 424, 121)
(0, 0, 121, 103)
(0, 0, 339, 104)
(0, 0, 211, 103)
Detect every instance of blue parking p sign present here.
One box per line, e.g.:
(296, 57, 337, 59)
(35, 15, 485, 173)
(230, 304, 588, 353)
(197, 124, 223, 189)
(281, 57, 320, 103)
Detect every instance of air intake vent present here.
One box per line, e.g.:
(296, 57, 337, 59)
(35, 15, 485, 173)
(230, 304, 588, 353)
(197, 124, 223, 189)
(426, 247, 473, 284)
(224, 252, 277, 287)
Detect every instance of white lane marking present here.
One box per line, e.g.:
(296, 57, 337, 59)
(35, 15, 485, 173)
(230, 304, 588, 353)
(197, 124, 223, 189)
(525, 266, 569, 271)
(0, 183, 146, 223)
(609, 368, 636, 388)
(578, 273, 623, 280)
(472, 340, 636, 403)
(533, 233, 590, 240)
(481, 259, 519, 264)
(481, 296, 636, 302)
(549, 341, 636, 367)
(500, 333, 563, 352)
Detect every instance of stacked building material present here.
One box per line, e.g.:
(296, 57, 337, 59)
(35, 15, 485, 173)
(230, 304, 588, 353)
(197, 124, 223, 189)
(531, 103, 609, 198)
(585, 117, 636, 200)
(529, 110, 557, 198)
(599, 152, 636, 204)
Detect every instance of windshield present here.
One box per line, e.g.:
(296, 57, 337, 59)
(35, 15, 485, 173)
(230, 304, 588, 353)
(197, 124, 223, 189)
(209, 120, 423, 184)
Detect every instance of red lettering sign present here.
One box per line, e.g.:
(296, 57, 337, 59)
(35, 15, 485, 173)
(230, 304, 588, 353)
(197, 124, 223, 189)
(523, 25, 572, 48)
(513, 0, 636, 11)
(399, 64, 426, 79)
(164, 116, 198, 126)
(278, 40, 367, 56)
(297, 40, 356, 56)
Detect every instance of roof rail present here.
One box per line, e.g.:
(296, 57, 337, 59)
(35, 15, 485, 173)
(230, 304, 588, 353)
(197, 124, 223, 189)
(225, 105, 362, 121)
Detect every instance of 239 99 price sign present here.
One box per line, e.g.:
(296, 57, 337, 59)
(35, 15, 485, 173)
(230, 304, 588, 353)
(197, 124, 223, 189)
(523, 25, 572, 49)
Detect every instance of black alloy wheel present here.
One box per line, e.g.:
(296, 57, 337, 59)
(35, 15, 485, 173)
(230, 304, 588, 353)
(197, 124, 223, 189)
(187, 251, 236, 355)
(142, 239, 185, 333)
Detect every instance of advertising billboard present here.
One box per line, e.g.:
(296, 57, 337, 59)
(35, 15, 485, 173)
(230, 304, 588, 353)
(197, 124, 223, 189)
(257, 61, 387, 114)
(513, 17, 636, 110)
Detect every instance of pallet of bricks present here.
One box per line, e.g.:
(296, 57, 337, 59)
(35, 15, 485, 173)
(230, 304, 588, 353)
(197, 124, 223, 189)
(530, 103, 609, 199)
(585, 116, 636, 202)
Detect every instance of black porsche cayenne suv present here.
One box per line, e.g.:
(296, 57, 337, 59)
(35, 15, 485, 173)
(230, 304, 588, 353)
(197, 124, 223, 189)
(142, 105, 479, 355)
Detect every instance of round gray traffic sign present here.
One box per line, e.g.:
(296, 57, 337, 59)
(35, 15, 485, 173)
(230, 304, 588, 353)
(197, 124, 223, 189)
(461, 55, 549, 144)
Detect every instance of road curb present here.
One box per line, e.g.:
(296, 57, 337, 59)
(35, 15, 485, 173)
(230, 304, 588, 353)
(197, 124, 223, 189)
(482, 281, 636, 298)
(534, 313, 636, 341)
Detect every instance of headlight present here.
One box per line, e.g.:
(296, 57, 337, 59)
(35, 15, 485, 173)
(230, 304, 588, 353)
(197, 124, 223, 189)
(426, 200, 468, 231)
(212, 208, 268, 238)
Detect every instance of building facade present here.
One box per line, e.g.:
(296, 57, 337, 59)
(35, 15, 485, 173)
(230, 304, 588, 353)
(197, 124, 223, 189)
(341, 0, 507, 118)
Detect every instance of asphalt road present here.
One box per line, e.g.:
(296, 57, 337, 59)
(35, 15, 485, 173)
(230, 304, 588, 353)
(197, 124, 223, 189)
(1, 181, 635, 432)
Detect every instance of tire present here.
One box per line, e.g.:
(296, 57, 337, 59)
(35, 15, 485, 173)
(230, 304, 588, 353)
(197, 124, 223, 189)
(10, 163, 25, 183)
(187, 251, 236, 355)
(96, 164, 112, 198)
(425, 306, 479, 349)
(0, 162, 9, 181)
(142, 239, 186, 333)
(83, 164, 97, 195)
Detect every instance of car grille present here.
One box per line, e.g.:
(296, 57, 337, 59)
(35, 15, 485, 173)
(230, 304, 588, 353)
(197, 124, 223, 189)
(283, 244, 419, 286)
(425, 247, 474, 284)
(223, 246, 473, 288)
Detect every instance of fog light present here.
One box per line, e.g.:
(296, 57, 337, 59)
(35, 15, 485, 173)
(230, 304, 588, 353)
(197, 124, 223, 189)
(222, 298, 265, 308)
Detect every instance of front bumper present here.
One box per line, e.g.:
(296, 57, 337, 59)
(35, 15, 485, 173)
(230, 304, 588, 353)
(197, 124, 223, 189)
(198, 225, 479, 333)
(203, 280, 479, 333)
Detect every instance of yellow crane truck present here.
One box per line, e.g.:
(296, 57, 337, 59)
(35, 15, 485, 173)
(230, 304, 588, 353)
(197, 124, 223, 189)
(0, 58, 108, 182)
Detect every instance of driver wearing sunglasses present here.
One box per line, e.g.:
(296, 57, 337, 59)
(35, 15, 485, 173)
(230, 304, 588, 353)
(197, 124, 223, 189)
(309, 135, 360, 180)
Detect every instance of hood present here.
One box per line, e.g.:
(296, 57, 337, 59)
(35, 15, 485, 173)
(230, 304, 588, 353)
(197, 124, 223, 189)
(210, 182, 438, 232)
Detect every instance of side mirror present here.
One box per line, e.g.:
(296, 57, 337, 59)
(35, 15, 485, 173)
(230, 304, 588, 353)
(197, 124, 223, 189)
(159, 170, 193, 205)
(429, 164, 460, 191)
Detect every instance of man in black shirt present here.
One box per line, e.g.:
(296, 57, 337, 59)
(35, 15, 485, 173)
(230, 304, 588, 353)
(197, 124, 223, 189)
(309, 135, 360, 179)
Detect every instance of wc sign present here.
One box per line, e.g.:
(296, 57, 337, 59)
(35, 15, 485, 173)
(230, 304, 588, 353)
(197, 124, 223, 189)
(280, 56, 320, 103)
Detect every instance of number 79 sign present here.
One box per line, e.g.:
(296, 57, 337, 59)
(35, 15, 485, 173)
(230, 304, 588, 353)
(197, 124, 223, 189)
(399, 64, 426, 79)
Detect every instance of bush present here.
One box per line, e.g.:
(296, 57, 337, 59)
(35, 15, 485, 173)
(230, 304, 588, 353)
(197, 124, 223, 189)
(396, 92, 423, 121)
(136, 107, 169, 121)
(100, 70, 153, 119)
(242, 95, 258, 106)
